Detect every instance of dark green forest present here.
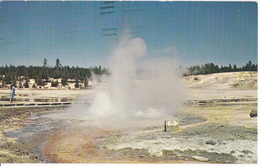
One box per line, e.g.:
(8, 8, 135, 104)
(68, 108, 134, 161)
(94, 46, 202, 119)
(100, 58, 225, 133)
(0, 58, 108, 87)
(184, 60, 257, 76)
(0, 58, 257, 87)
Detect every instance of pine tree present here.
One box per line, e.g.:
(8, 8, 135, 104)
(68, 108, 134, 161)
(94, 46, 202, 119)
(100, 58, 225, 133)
(233, 64, 237, 71)
(43, 58, 48, 67)
(61, 78, 67, 86)
(228, 64, 232, 71)
(24, 79, 29, 88)
(75, 78, 79, 88)
(56, 58, 61, 68)
(51, 80, 59, 87)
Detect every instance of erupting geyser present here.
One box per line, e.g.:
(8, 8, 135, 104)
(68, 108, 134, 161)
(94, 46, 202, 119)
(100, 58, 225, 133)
(43, 32, 188, 129)
(88, 33, 186, 119)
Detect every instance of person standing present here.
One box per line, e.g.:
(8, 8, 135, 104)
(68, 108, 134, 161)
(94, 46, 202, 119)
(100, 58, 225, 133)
(10, 86, 15, 103)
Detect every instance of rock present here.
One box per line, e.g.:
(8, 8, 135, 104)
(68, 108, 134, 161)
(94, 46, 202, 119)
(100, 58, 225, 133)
(192, 156, 209, 162)
(250, 110, 257, 117)
(206, 140, 217, 145)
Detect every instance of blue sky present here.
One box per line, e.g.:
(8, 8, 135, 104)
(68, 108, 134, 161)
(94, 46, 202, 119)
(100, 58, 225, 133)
(0, 1, 257, 68)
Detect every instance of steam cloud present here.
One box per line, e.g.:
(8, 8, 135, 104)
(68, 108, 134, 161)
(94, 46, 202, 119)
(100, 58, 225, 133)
(88, 34, 186, 118)
(44, 32, 188, 129)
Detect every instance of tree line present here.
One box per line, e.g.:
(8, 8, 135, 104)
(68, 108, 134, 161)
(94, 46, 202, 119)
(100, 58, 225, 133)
(184, 60, 257, 76)
(0, 58, 109, 88)
(0, 58, 257, 87)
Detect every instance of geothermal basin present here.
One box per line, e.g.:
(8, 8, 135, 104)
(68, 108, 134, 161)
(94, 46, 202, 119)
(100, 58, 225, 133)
(1, 36, 258, 163)
(2, 78, 257, 164)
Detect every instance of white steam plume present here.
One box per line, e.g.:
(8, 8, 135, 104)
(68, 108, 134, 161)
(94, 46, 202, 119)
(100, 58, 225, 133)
(88, 34, 186, 118)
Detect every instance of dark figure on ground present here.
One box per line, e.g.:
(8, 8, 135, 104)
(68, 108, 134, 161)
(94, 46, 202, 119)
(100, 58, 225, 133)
(250, 110, 257, 118)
